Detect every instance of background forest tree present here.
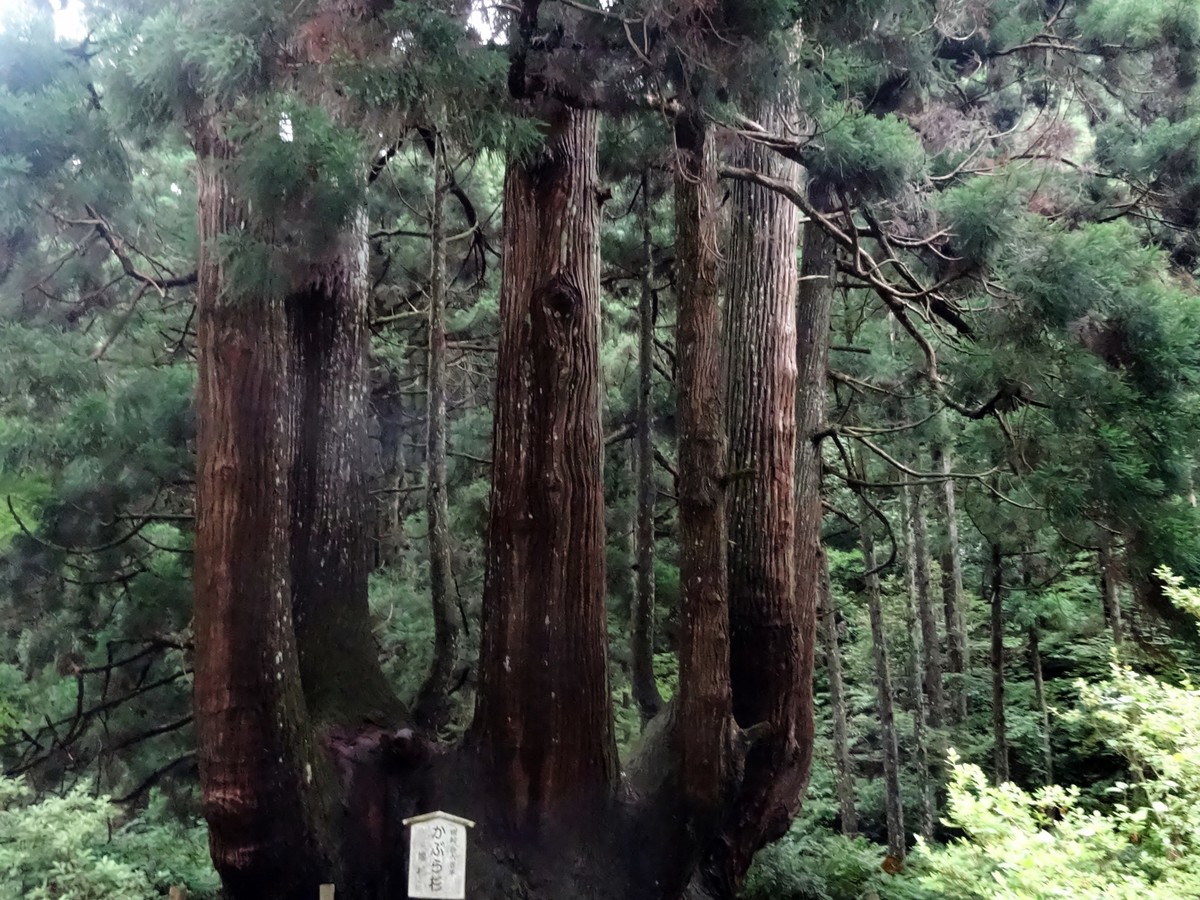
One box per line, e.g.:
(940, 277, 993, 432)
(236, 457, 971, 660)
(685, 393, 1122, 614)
(4, 0, 1200, 898)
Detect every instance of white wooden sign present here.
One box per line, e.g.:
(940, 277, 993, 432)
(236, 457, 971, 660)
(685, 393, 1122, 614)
(403, 811, 475, 899)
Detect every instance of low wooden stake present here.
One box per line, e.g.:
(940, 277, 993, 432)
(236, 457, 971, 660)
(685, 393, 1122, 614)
(319, 885, 335, 900)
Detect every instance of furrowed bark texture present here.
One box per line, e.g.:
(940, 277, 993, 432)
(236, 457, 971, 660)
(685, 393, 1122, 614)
(288, 2, 407, 730)
(193, 132, 334, 898)
(861, 507, 906, 861)
(778, 178, 835, 841)
(472, 107, 616, 829)
(673, 113, 733, 823)
(725, 106, 800, 733)
(287, 215, 402, 727)
(821, 558, 857, 837)
(720, 100, 806, 873)
(931, 444, 968, 722)
(990, 544, 1010, 783)
(633, 171, 664, 726)
(690, 171, 834, 894)
(192, 4, 423, 898)
(415, 134, 462, 730)
(792, 184, 835, 710)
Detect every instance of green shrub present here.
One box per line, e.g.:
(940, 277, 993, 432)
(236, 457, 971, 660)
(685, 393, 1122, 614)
(743, 827, 935, 900)
(0, 778, 218, 899)
(917, 569, 1200, 898)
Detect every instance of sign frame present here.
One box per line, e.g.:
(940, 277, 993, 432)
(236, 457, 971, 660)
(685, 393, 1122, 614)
(403, 810, 476, 900)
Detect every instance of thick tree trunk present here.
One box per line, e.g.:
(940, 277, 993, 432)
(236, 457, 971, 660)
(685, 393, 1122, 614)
(720, 96, 810, 871)
(192, 7, 416, 898)
(821, 558, 857, 837)
(471, 107, 616, 831)
(287, 215, 405, 728)
(1028, 625, 1053, 784)
(861, 506, 905, 861)
(989, 544, 1010, 783)
(633, 171, 664, 726)
(414, 133, 462, 731)
(725, 103, 800, 738)
(695, 163, 830, 900)
(900, 488, 934, 840)
(672, 112, 733, 824)
(192, 130, 336, 899)
(931, 444, 967, 722)
(286, 212, 425, 900)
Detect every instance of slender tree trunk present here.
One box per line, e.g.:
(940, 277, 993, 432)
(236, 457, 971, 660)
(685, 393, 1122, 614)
(821, 557, 857, 837)
(909, 483, 945, 730)
(1028, 625, 1053, 784)
(192, 129, 336, 899)
(861, 504, 905, 861)
(721, 95, 807, 862)
(989, 544, 1010, 783)
(632, 171, 664, 726)
(471, 107, 616, 830)
(931, 444, 967, 722)
(900, 487, 934, 839)
(1099, 539, 1124, 649)
(413, 133, 462, 730)
(673, 112, 733, 821)
(372, 368, 410, 570)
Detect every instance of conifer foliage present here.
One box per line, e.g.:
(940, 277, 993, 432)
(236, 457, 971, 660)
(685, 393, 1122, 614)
(4, 1, 1200, 899)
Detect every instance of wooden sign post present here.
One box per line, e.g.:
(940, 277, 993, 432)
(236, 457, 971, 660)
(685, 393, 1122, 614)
(402, 811, 475, 899)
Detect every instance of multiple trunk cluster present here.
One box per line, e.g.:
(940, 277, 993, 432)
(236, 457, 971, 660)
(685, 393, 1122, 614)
(189, 5, 839, 900)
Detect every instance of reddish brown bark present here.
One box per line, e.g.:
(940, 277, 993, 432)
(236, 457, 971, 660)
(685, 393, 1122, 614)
(693, 169, 834, 896)
(713, 100, 810, 887)
(471, 106, 616, 830)
(673, 112, 733, 821)
(192, 130, 336, 898)
(191, 10, 413, 897)
(725, 106, 800, 737)
(789, 177, 835, 802)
